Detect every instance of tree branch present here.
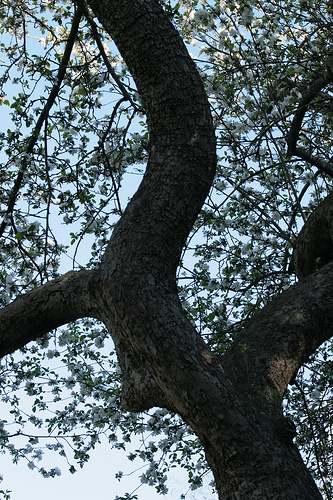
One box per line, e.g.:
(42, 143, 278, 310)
(223, 261, 333, 410)
(286, 66, 333, 179)
(0, 269, 98, 357)
(293, 147, 333, 177)
(292, 190, 333, 279)
(287, 71, 333, 157)
(87, 0, 216, 277)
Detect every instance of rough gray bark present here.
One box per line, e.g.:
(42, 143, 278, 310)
(0, 0, 331, 498)
(0, 270, 99, 356)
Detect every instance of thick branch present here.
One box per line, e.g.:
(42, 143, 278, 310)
(0, 270, 98, 357)
(223, 261, 333, 408)
(87, 0, 216, 277)
(292, 190, 333, 279)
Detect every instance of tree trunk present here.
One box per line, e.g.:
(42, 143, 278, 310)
(0, 0, 331, 498)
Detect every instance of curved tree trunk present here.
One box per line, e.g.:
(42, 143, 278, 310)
(0, 0, 331, 498)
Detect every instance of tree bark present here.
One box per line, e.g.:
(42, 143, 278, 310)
(0, 270, 99, 357)
(292, 191, 333, 279)
(0, 0, 331, 498)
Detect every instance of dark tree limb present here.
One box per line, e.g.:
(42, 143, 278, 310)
(86, 0, 216, 276)
(0, 270, 98, 357)
(223, 261, 333, 409)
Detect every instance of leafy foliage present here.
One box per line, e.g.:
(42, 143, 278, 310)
(1, 0, 333, 498)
